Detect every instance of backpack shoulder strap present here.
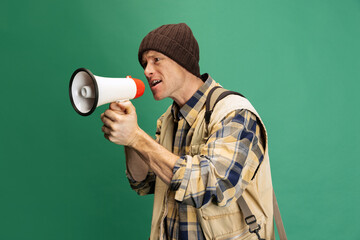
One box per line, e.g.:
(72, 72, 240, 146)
(273, 189, 288, 240)
(205, 86, 245, 125)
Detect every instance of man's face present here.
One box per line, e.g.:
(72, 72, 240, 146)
(142, 50, 188, 102)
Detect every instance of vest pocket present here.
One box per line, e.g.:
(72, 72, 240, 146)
(197, 201, 266, 240)
(214, 226, 265, 240)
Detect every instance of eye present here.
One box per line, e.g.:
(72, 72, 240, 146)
(154, 57, 160, 62)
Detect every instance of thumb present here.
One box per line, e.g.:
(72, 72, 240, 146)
(115, 100, 135, 114)
(109, 102, 123, 112)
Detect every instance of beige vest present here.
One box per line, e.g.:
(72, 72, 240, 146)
(150, 95, 275, 240)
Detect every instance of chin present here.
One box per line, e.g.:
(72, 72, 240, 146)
(153, 96, 165, 101)
(152, 93, 165, 101)
(151, 89, 168, 101)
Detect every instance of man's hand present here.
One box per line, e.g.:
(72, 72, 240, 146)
(101, 101, 178, 184)
(100, 101, 140, 146)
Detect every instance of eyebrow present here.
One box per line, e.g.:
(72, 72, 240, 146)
(142, 53, 160, 65)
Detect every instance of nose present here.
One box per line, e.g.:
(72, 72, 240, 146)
(144, 63, 154, 78)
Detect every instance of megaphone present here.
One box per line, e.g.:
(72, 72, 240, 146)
(69, 68, 145, 116)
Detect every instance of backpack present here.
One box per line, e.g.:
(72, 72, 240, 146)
(205, 86, 287, 240)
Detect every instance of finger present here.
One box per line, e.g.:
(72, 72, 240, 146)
(101, 112, 117, 123)
(116, 100, 135, 114)
(101, 115, 115, 129)
(104, 133, 110, 141)
(102, 125, 111, 135)
(110, 102, 128, 116)
(110, 102, 126, 112)
(106, 134, 115, 143)
(100, 112, 108, 123)
(103, 109, 121, 122)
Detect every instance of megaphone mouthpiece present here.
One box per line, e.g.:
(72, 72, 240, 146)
(127, 76, 145, 99)
(69, 68, 145, 116)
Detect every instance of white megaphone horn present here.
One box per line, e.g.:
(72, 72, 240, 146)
(69, 68, 145, 116)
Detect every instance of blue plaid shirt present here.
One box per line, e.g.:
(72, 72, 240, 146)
(128, 75, 265, 239)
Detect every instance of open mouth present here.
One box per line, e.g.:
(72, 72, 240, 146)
(151, 79, 162, 87)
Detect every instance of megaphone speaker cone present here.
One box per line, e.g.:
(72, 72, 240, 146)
(69, 68, 145, 116)
(69, 68, 98, 116)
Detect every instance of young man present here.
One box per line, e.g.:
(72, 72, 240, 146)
(101, 23, 274, 240)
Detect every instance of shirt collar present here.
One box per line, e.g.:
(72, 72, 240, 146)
(171, 74, 219, 126)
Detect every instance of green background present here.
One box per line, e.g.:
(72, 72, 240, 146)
(1, 0, 359, 239)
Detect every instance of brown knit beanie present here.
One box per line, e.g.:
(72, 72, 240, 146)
(138, 23, 200, 77)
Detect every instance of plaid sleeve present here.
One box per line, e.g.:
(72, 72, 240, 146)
(126, 170, 156, 196)
(170, 109, 265, 208)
